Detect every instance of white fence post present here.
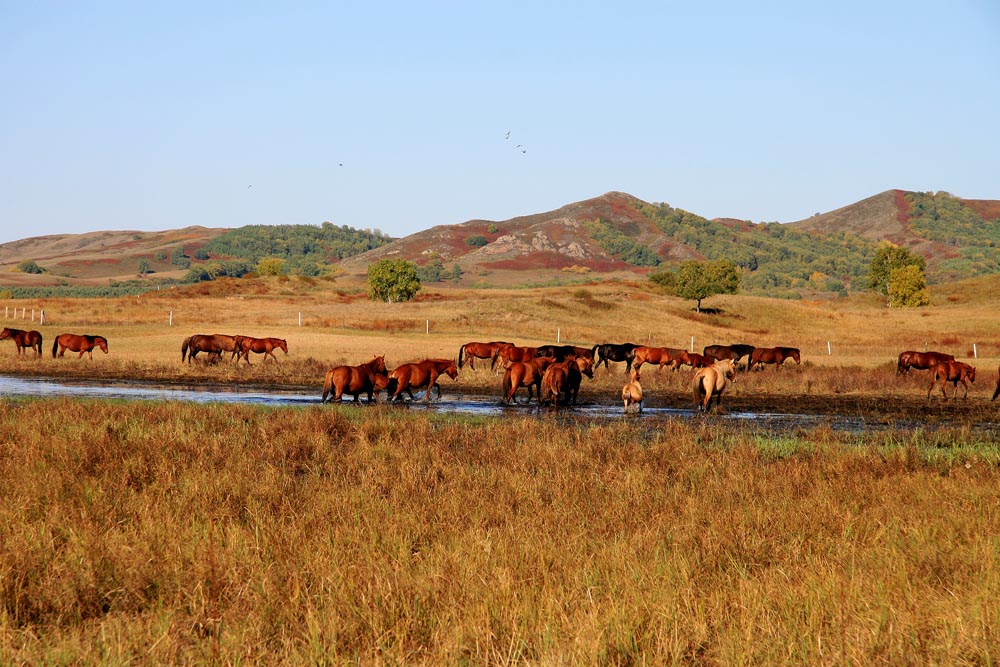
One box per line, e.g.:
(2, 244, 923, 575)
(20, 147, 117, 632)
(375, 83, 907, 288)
(827, 341, 832, 355)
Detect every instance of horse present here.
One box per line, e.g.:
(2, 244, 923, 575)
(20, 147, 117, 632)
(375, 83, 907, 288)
(541, 356, 593, 407)
(622, 369, 643, 413)
(321, 356, 388, 403)
(693, 359, 738, 413)
(993, 366, 999, 402)
(496, 345, 538, 370)
(501, 356, 556, 404)
(457, 341, 514, 371)
(897, 350, 954, 375)
(927, 360, 976, 400)
(388, 358, 459, 402)
(631, 346, 685, 372)
(703, 344, 755, 370)
(749, 346, 801, 370)
(181, 333, 240, 364)
(234, 336, 288, 364)
(672, 351, 716, 370)
(592, 342, 639, 373)
(0, 327, 43, 357)
(535, 344, 594, 362)
(52, 333, 109, 360)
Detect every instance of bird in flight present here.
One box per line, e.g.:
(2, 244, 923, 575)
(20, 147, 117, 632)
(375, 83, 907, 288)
(505, 130, 511, 139)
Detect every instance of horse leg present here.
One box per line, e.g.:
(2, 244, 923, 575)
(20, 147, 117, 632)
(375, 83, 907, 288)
(425, 372, 438, 402)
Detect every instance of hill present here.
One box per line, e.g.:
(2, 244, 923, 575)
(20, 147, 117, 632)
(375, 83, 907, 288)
(2, 189, 998, 296)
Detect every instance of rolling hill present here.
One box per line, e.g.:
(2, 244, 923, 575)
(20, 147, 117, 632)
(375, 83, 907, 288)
(1, 189, 998, 296)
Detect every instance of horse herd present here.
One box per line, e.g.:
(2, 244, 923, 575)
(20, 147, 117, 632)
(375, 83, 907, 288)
(2, 326, 998, 409)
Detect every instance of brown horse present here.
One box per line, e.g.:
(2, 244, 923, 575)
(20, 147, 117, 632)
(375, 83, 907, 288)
(897, 350, 954, 375)
(631, 346, 685, 372)
(234, 336, 288, 364)
(0, 327, 43, 357)
(501, 356, 556, 404)
(322, 355, 389, 403)
(749, 346, 801, 370)
(541, 356, 593, 407)
(457, 341, 514, 371)
(622, 369, 643, 413)
(535, 344, 594, 362)
(388, 358, 459, 402)
(927, 360, 976, 400)
(672, 351, 715, 370)
(52, 333, 109, 359)
(181, 333, 240, 363)
(693, 359, 738, 413)
(703, 344, 755, 370)
(496, 345, 538, 369)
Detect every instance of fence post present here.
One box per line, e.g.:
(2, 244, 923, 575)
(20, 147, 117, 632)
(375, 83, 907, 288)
(299, 312, 302, 327)
(426, 320, 429, 335)
(169, 310, 173, 327)
(40, 310, 45, 325)
(557, 328, 561, 343)
(973, 343, 978, 359)
(827, 341, 832, 355)
(690, 336, 694, 353)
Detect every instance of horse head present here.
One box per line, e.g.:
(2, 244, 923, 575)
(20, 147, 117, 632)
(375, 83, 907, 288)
(575, 356, 594, 379)
(96, 337, 109, 353)
(444, 361, 459, 380)
(370, 355, 387, 375)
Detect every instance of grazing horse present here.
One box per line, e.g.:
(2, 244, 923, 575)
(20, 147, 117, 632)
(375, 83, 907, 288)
(622, 369, 643, 413)
(535, 344, 594, 362)
(749, 346, 801, 370)
(457, 341, 514, 371)
(502, 357, 556, 404)
(0, 327, 43, 357)
(693, 359, 738, 413)
(927, 360, 976, 400)
(181, 333, 240, 363)
(631, 346, 685, 372)
(322, 356, 388, 403)
(592, 342, 639, 373)
(897, 350, 954, 375)
(992, 366, 999, 402)
(672, 351, 715, 370)
(234, 336, 288, 364)
(52, 333, 109, 359)
(388, 358, 459, 402)
(703, 344, 755, 370)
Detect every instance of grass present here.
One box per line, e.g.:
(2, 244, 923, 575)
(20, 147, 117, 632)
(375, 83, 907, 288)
(1, 280, 1000, 663)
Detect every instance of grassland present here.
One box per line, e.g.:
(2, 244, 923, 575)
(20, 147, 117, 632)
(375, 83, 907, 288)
(1, 277, 1000, 664)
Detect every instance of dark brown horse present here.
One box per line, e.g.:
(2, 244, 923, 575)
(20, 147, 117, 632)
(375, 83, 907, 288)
(631, 346, 685, 372)
(592, 342, 639, 373)
(0, 327, 43, 357)
(181, 333, 240, 363)
(322, 355, 388, 403)
(501, 356, 556, 404)
(535, 344, 594, 362)
(52, 333, 108, 359)
(388, 358, 459, 402)
(749, 346, 801, 370)
(234, 336, 288, 364)
(928, 360, 976, 400)
(897, 350, 954, 375)
(457, 341, 514, 371)
(540, 356, 594, 407)
(703, 344, 755, 370)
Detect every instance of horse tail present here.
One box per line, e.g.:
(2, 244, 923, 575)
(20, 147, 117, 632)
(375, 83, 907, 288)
(321, 370, 334, 403)
(457, 344, 465, 369)
(502, 370, 512, 402)
(181, 336, 191, 362)
(51, 336, 59, 358)
(385, 376, 399, 398)
(36, 333, 43, 355)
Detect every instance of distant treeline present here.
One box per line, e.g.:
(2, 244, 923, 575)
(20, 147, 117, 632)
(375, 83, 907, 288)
(0, 279, 183, 299)
(905, 191, 1000, 281)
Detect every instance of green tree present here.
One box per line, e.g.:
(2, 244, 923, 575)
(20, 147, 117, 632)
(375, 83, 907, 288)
(888, 265, 930, 307)
(450, 263, 464, 282)
(416, 255, 444, 282)
(257, 257, 286, 276)
(137, 259, 151, 276)
(465, 235, 488, 247)
(868, 245, 925, 296)
(17, 260, 44, 274)
(671, 259, 740, 312)
(367, 259, 421, 303)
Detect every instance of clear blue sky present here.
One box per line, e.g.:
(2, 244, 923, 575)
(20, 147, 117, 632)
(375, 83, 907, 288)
(2, 1, 998, 246)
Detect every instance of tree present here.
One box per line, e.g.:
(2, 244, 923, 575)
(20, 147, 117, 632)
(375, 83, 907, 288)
(137, 259, 151, 276)
(868, 245, 925, 296)
(671, 259, 740, 312)
(257, 257, 286, 276)
(367, 259, 421, 303)
(17, 260, 44, 274)
(888, 265, 930, 307)
(465, 235, 488, 247)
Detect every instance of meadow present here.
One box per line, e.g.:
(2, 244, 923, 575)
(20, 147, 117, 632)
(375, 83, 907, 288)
(1, 277, 999, 664)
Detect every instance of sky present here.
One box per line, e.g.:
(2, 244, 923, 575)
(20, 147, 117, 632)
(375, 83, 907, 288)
(2, 1, 999, 246)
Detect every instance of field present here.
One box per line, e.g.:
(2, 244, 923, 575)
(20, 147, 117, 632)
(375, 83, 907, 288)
(1, 277, 1000, 664)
